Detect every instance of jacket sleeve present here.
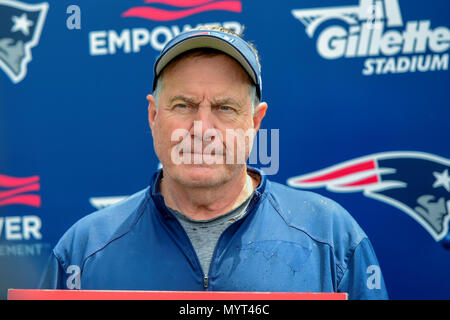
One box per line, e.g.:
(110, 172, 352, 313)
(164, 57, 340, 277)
(337, 238, 389, 300)
(38, 251, 66, 289)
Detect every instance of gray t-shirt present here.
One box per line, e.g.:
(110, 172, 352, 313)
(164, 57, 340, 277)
(168, 195, 253, 275)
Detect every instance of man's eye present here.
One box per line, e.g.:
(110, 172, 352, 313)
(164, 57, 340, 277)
(219, 105, 233, 111)
(175, 104, 188, 109)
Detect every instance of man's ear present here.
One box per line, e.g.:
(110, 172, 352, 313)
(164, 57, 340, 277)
(147, 94, 157, 130)
(252, 102, 268, 132)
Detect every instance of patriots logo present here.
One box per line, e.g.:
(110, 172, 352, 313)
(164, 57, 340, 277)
(287, 152, 450, 243)
(0, 0, 48, 83)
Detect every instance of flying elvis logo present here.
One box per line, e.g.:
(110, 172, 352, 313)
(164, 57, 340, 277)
(292, 0, 449, 75)
(287, 152, 450, 244)
(89, 0, 243, 55)
(121, 0, 242, 21)
(0, 0, 48, 83)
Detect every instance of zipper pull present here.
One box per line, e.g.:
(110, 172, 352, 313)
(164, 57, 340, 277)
(203, 275, 209, 289)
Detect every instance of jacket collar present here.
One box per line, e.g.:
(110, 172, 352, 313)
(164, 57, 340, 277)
(149, 166, 267, 217)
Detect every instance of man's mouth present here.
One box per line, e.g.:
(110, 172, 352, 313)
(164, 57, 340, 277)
(182, 151, 224, 156)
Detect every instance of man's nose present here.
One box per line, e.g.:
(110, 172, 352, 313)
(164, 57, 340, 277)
(190, 106, 216, 141)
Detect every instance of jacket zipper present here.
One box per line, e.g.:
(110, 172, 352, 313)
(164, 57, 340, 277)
(163, 194, 258, 291)
(164, 212, 211, 290)
(202, 205, 254, 291)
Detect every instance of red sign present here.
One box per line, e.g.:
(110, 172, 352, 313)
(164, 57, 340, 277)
(0, 174, 41, 207)
(122, 0, 242, 21)
(8, 289, 347, 300)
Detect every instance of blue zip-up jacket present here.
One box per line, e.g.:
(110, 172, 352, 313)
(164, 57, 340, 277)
(39, 167, 388, 299)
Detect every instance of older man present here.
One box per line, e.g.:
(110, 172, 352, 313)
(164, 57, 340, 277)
(39, 26, 388, 299)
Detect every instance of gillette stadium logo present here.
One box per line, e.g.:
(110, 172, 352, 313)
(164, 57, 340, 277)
(89, 0, 243, 55)
(287, 152, 450, 244)
(0, 0, 48, 83)
(292, 0, 449, 75)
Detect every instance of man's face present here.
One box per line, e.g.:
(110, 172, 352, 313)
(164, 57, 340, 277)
(148, 53, 266, 188)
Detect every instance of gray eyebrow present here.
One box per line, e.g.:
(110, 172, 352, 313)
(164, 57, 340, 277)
(211, 98, 242, 109)
(169, 96, 243, 109)
(169, 95, 201, 105)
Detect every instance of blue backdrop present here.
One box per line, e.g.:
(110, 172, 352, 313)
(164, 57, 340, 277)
(1, 0, 449, 299)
